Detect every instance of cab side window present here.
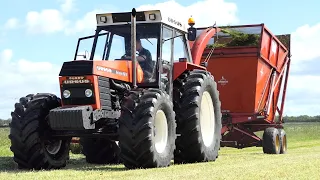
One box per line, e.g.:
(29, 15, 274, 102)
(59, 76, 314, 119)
(173, 31, 189, 62)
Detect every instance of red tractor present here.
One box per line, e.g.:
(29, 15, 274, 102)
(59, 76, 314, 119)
(8, 8, 222, 169)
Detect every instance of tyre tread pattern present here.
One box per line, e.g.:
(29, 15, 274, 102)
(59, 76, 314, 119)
(118, 88, 176, 169)
(9, 93, 70, 170)
(173, 69, 222, 163)
(262, 127, 280, 154)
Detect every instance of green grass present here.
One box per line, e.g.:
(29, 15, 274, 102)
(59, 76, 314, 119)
(0, 123, 319, 180)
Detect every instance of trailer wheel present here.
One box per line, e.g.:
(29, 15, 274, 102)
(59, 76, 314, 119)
(8, 93, 71, 170)
(70, 142, 82, 154)
(80, 137, 120, 164)
(69, 137, 82, 154)
(278, 129, 287, 154)
(173, 69, 222, 164)
(262, 127, 281, 154)
(118, 89, 176, 169)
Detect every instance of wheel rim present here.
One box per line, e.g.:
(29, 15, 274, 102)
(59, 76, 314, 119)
(282, 135, 287, 152)
(154, 110, 168, 154)
(275, 135, 280, 153)
(46, 140, 62, 155)
(200, 91, 215, 147)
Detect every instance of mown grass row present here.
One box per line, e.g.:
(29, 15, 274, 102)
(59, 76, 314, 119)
(0, 122, 319, 180)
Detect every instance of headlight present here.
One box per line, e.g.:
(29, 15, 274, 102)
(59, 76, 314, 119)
(100, 16, 107, 23)
(63, 90, 71, 98)
(85, 89, 93, 97)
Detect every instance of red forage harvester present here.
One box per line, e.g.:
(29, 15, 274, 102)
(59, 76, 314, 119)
(199, 24, 291, 153)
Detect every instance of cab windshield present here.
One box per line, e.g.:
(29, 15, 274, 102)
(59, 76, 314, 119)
(74, 23, 160, 83)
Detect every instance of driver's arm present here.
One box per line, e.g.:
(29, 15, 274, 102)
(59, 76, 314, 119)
(137, 55, 147, 62)
(123, 55, 146, 61)
(137, 49, 151, 62)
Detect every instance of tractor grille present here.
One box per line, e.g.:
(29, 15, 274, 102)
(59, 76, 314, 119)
(61, 84, 95, 106)
(98, 76, 112, 110)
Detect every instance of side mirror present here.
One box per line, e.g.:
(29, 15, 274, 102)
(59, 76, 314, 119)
(187, 27, 197, 41)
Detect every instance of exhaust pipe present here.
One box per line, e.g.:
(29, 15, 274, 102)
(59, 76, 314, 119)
(131, 8, 137, 88)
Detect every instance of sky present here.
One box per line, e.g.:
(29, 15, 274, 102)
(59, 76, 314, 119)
(0, 0, 320, 119)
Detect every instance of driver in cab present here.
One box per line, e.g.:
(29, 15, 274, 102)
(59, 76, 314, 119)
(123, 38, 153, 80)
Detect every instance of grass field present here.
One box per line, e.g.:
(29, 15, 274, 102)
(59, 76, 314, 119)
(0, 123, 319, 180)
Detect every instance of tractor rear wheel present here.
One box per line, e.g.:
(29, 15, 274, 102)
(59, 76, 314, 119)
(279, 128, 287, 154)
(262, 127, 281, 154)
(173, 69, 222, 164)
(80, 137, 120, 164)
(118, 89, 176, 169)
(9, 93, 71, 170)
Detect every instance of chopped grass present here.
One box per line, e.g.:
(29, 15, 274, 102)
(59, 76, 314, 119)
(0, 123, 319, 179)
(206, 28, 260, 48)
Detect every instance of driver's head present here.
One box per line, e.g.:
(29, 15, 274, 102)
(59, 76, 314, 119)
(136, 38, 142, 51)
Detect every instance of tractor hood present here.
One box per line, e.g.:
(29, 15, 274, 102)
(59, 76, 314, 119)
(59, 60, 144, 83)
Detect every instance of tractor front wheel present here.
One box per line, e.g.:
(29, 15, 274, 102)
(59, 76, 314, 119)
(118, 89, 176, 169)
(9, 93, 71, 170)
(173, 69, 222, 164)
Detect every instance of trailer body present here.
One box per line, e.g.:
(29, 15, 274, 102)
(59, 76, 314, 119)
(199, 24, 291, 148)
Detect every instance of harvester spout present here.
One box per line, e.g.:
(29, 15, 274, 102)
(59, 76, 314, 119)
(131, 8, 137, 88)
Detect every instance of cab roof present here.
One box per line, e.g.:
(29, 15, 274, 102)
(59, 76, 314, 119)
(96, 10, 188, 33)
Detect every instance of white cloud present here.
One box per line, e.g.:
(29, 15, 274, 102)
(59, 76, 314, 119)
(26, 9, 69, 34)
(64, 4, 118, 35)
(291, 23, 320, 64)
(284, 74, 320, 116)
(281, 22, 320, 116)
(137, 0, 239, 27)
(4, 18, 19, 29)
(2, 0, 74, 34)
(60, 0, 75, 14)
(0, 49, 13, 63)
(64, 9, 100, 35)
(0, 49, 61, 119)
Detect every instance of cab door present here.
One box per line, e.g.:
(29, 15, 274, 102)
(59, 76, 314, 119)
(160, 25, 174, 97)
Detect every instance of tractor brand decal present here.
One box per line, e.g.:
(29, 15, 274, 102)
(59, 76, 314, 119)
(218, 76, 228, 86)
(63, 76, 90, 84)
(167, 17, 182, 27)
(97, 66, 112, 73)
(96, 65, 128, 77)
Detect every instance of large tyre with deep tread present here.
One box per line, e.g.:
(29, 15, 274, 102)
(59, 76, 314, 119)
(262, 127, 281, 154)
(173, 69, 222, 164)
(118, 89, 176, 169)
(8, 93, 71, 170)
(80, 137, 120, 164)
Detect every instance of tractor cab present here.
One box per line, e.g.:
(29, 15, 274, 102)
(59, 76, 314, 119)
(73, 10, 194, 94)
